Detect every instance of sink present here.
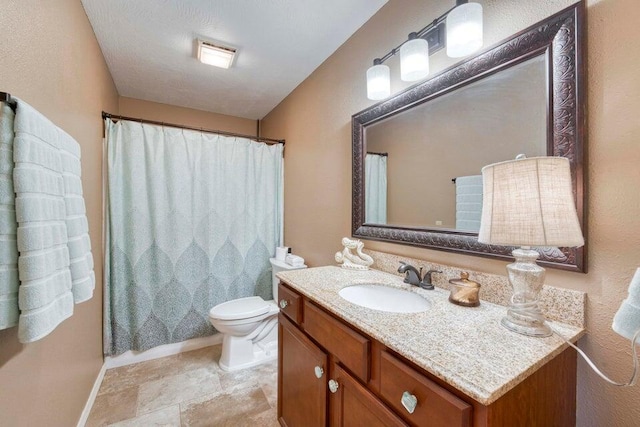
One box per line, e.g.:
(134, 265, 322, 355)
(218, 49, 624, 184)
(338, 284, 431, 313)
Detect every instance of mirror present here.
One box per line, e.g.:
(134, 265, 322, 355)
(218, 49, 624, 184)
(365, 55, 547, 231)
(352, 3, 585, 271)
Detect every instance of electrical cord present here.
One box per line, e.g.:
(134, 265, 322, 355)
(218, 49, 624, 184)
(548, 324, 640, 387)
(509, 296, 640, 387)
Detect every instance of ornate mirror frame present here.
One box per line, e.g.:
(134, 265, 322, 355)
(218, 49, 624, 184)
(352, 2, 586, 272)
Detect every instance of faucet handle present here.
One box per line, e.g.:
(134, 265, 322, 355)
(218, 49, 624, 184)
(420, 269, 442, 290)
(397, 260, 409, 273)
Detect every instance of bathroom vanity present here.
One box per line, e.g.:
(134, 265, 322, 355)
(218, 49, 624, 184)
(276, 267, 583, 427)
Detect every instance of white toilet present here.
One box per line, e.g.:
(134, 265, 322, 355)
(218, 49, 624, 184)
(209, 257, 307, 371)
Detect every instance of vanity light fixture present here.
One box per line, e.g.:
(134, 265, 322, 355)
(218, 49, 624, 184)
(197, 39, 236, 69)
(446, 1, 483, 57)
(400, 33, 430, 81)
(367, 59, 391, 100)
(366, 0, 483, 100)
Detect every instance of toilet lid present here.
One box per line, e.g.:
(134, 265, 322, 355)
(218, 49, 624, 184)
(208, 296, 269, 320)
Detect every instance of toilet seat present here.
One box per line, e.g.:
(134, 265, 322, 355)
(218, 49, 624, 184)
(209, 296, 278, 324)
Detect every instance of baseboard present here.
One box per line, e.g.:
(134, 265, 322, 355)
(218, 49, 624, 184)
(77, 362, 107, 427)
(104, 333, 223, 369)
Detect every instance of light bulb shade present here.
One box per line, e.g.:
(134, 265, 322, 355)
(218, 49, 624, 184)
(400, 38, 430, 81)
(366, 64, 391, 100)
(478, 156, 584, 248)
(446, 2, 483, 58)
(613, 268, 640, 341)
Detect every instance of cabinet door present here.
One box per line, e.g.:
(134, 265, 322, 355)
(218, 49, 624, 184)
(329, 363, 407, 427)
(279, 314, 328, 427)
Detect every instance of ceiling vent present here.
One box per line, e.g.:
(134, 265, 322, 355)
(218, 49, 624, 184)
(197, 39, 237, 69)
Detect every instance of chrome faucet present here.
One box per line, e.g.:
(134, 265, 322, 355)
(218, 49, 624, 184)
(398, 262, 441, 290)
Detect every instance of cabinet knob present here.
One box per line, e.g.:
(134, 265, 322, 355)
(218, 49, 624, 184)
(401, 391, 418, 414)
(314, 366, 324, 379)
(279, 299, 288, 309)
(328, 379, 339, 393)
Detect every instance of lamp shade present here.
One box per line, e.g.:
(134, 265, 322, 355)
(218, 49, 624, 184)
(446, 2, 483, 58)
(366, 63, 390, 100)
(400, 37, 429, 81)
(478, 156, 584, 247)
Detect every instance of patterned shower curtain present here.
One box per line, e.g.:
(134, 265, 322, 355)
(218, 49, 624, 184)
(104, 119, 283, 356)
(365, 153, 387, 224)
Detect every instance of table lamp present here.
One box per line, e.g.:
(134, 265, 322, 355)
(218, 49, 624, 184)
(478, 155, 584, 337)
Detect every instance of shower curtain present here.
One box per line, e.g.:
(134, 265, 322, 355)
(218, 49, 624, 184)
(365, 153, 387, 224)
(104, 119, 283, 356)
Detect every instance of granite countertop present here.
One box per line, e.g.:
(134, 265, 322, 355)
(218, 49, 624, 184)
(277, 266, 584, 406)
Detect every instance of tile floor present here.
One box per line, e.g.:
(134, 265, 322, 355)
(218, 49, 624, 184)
(86, 345, 279, 427)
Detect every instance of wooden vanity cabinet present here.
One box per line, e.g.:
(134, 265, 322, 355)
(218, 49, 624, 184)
(278, 314, 328, 427)
(277, 282, 576, 427)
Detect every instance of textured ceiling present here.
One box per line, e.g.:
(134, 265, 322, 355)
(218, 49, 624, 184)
(82, 0, 387, 119)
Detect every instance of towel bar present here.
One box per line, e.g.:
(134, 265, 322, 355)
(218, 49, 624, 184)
(0, 91, 17, 112)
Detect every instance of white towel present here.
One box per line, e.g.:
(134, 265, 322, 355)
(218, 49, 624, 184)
(13, 99, 95, 342)
(285, 254, 305, 267)
(613, 268, 640, 341)
(58, 128, 95, 303)
(455, 175, 483, 232)
(0, 103, 19, 330)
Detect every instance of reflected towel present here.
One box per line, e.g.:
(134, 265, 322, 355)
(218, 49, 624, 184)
(455, 175, 483, 232)
(13, 99, 95, 342)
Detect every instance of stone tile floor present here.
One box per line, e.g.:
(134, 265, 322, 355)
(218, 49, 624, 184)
(86, 345, 278, 427)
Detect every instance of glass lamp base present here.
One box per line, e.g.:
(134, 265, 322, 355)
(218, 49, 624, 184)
(502, 248, 552, 338)
(501, 312, 551, 337)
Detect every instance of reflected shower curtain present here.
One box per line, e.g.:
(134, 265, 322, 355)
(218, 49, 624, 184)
(365, 153, 387, 224)
(104, 119, 283, 356)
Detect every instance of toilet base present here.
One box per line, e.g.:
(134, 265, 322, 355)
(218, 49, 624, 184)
(218, 319, 278, 372)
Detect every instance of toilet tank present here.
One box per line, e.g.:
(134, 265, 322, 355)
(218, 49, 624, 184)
(269, 258, 307, 300)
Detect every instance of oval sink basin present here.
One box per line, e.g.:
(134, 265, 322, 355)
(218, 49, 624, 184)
(339, 284, 431, 313)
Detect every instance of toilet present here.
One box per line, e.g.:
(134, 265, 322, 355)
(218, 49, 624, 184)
(209, 257, 307, 371)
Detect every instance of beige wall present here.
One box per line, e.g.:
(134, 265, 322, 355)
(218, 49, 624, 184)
(0, 1, 118, 426)
(262, 0, 640, 425)
(119, 97, 257, 136)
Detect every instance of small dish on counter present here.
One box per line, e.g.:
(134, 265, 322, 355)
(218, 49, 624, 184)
(448, 272, 481, 307)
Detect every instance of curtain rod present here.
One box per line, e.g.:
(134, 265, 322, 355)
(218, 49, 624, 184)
(0, 91, 17, 112)
(366, 151, 388, 157)
(102, 112, 285, 145)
